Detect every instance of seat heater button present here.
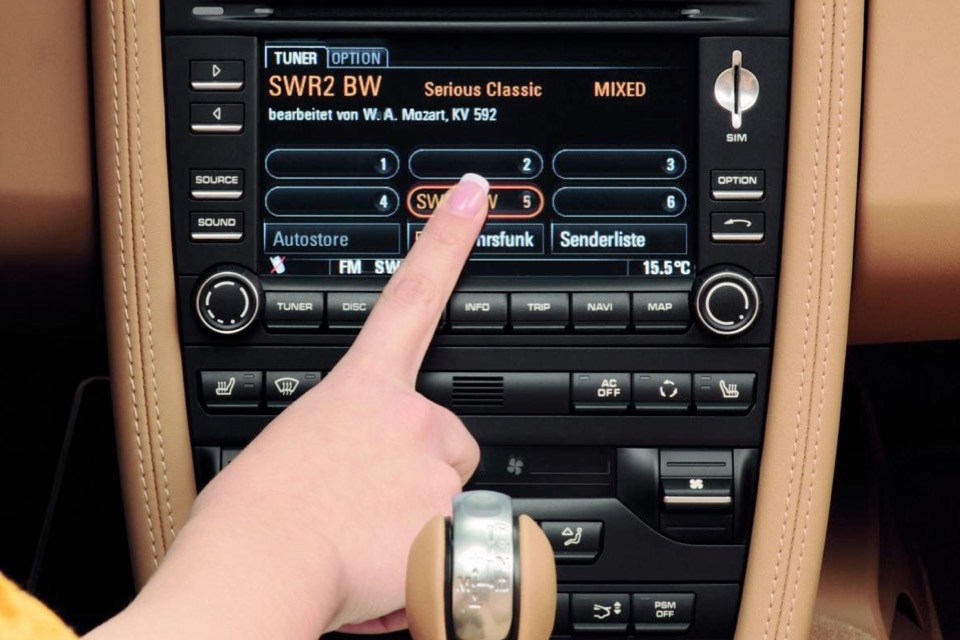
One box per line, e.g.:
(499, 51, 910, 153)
(200, 371, 262, 409)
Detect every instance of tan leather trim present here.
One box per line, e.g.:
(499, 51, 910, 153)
(406, 515, 448, 640)
(90, 0, 196, 586)
(0, 1, 94, 271)
(516, 515, 557, 640)
(736, 1, 864, 638)
(849, 1, 960, 344)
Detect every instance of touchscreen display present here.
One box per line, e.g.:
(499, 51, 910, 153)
(259, 36, 697, 278)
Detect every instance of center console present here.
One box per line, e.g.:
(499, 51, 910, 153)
(163, 2, 791, 637)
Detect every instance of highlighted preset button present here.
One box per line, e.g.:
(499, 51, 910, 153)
(407, 183, 543, 219)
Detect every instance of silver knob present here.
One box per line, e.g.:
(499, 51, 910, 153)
(695, 269, 761, 336)
(713, 50, 759, 130)
(194, 269, 261, 335)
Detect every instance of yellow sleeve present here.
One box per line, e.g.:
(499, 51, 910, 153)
(0, 572, 77, 640)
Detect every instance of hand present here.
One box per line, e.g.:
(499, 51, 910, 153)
(85, 174, 490, 640)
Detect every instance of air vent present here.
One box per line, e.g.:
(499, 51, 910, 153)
(451, 375, 505, 408)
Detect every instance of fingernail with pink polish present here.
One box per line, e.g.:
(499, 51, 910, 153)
(447, 173, 489, 218)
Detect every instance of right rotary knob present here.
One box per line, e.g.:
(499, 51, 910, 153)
(695, 268, 761, 336)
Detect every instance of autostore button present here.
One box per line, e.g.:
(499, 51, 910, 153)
(190, 170, 243, 199)
(190, 212, 243, 241)
(552, 224, 687, 255)
(265, 371, 322, 408)
(571, 594, 630, 634)
(633, 373, 692, 412)
(573, 373, 631, 411)
(409, 223, 544, 256)
(449, 293, 508, 330)
(263, 291, 325, 329)
(571, 293, 631, 330)
(264, 223, 401, 255)
(407, 183, 544, 219)
(633, 593, 695, 634)
(632, 292, 690, 330)
(327, 292, 379, 329)
(540, 522, 603, 563)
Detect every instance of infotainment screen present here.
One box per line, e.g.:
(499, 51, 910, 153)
(259, 36, 697, 278)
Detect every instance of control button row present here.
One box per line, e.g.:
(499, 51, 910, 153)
(573, 373, 756, 413)
(265, 291, 691, 332)
(200, 371, 322, 410)
(558, 592, 695, 635)
(264, 146, 687, 181)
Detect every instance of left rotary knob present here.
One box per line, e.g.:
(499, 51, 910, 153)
(194, 268, 261, 335)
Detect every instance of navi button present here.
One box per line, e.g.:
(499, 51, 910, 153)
(571, 293, 630, 330)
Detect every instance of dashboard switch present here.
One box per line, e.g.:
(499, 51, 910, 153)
(511, 293, 569, 330)
(264, 291, 325, 330)
(632, 292, 690, 330)
(449, 293, 508, 330)
(633, 593, 695, 634)
(571, 293, 630, 330)
(200, 371, 262, 410)
(694, 373, 756, 413)
(633, 373, 692, 412)
(327, 292, 379, 329)
(573, 373, 631, 411)
(190, 60, 244, 91)
(540, 522, 603, 563)
(571, 594, 630, 634)
(265, 371, 322, 408)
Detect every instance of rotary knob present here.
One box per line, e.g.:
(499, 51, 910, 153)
(714, 50, 759, 130)
(194, 268, 261, 335)
(695, 269, 761, 336)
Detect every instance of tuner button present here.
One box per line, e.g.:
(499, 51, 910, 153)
(195, 270, 261, 335)
(714, 50, 759, 130)
(695, 270, 760, 336)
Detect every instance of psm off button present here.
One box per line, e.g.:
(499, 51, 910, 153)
(573, 373, 631, 411)
(632, 593, 695, 634)
(711, 170, 764, 200)
(190, 169, 243, 200)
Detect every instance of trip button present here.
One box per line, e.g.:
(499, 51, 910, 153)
(571, 293, 630, 330)
(200, 371, 262, 410)
(633, 593, 695, 634)
(510, 293, 568, 330)
(265, 371, 322, 409)
(264, 291, 325, 330)
(190, 212, 243, 242)
(573, 373, 631, 411)
(190, 60, 244, 91)
(327, 292, 379, 329)
(540, 522, 603, 563)
(694, 373, 756, 413)
(449, 293, 508, 330)
(190, 169, 243, 200)
(190, 103, 244, 133)
(711, 169, 765, 200)
(632, 292, 689, 331)
(571, 594, 630, 634)
(633, 373, 692, 413)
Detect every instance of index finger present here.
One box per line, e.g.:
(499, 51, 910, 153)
(343, 174, 489, 384)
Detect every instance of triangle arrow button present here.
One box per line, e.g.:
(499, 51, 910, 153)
(212, 107, 222, 121)
(211, 63, 221, 78)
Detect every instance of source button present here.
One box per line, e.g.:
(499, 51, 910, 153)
(190, 169, 243, 199)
